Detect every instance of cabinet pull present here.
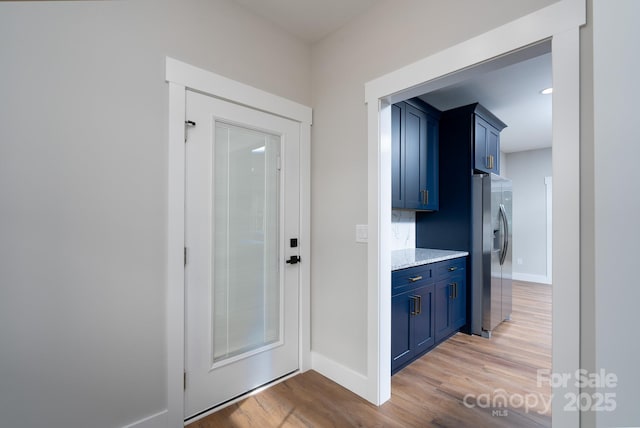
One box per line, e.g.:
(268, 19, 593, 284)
(410, 295, 419, 316)
(487, 155, 494, 170)
(421, 189, 429, 205)
(410, 294, 422, 315)
(450, 282, 458, 299)
(447, 266, 457, 272)
(409, 275, 423, 282)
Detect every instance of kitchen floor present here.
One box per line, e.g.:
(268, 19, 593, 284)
(188, 280, 551, 428)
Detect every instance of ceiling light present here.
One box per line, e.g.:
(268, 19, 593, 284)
(540, 87, 553, 95)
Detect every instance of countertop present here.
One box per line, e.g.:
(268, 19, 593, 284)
(391, 248, 469, 271)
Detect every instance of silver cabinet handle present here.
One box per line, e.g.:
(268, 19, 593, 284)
(420, 190, 429, 205)
(410, 295, 420, 316)
(409, 275, 423, 282)
(487, 155, 494, 169)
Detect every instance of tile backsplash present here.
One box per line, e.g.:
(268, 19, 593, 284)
(391, 210, 415, 250)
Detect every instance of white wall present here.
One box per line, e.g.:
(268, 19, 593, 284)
(500, 151, 508, 177)
(506, 148, 552, 282)
(591, 0, 640, 425)
(309, 0, 559, 376)
(0, 2, 310, 428)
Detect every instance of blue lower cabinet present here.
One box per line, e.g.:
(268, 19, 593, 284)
(412, 285, 435, 354)
(434, 279, 453, 343)
(434, 273, 466, 342)
(451, 274, 467, 331)
(391, 290, 413, 371)
(392, 257, 467, 374)
(391, 284, 434, 374)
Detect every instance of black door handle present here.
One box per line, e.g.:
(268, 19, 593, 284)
(286, 256, 301, 264)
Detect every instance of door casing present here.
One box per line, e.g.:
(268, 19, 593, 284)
(166, 57, 312, 427)
(364, 2, 584, 427)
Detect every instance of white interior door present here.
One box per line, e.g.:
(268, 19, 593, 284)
(184, 89, 300, 420)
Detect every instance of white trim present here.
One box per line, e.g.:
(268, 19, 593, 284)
(364, 2, 584, 427)
(166, 58, 312, 125)
(513, 272, 552, 285)
(311, 352, 370, 399)
(545, 176, 553, 284)
(121, 410, 168, 428)
(550, 28, 581, 428)
(166, 57, 312, 427)
(365, 0, 585, 103)
(167, 81, 186, 428)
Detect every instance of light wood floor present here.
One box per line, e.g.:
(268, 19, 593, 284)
(188, 280, 551, 428)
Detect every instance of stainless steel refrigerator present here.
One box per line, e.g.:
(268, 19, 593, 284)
(470, 174, 512, 337)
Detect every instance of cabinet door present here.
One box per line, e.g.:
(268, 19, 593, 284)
(423, 113, 439, 210)
(474, 116, 500, 175)
(434, 279, 453, 342)
(404, 104, 426, 209)
(404, 104, 438, 210)
(486, 126, 500, 174)
(412, 284, 435, 353)
(450, 275, 467, 331)
(391, 103, 404, 208)
(391, 290, 413, 372)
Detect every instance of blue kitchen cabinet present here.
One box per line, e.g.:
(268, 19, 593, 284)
(434, 258, 467, 342)
(391, 99, 440, 211)
(391, 285, 435, 373)
(474, 114, 502, 175)
(391, 263, 435, 374)
(392, 256, 467, 374)
(434, 102, 506, 175)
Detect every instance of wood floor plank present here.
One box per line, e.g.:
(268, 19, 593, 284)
(188, 280, 551, 427)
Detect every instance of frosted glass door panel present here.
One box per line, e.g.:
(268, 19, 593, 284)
(213, 122, 281, 364)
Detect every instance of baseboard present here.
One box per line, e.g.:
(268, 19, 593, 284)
(121, 409, 168, 428)
(311, 351, 369, 400)
(512, 272, 551, 285)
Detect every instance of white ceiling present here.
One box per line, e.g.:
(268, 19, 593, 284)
(233, 0, 552, 154)
(421, 53, 553, 154)
(232, 0, 382, 43)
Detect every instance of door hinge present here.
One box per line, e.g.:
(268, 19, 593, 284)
(184, 120, 196, 143)
(184, 247, 187, 266)
(184, 371, 187, 390)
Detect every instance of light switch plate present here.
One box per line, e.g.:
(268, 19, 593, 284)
(356, 224, 368, 243)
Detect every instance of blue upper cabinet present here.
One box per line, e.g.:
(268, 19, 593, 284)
(442, 103, 507, 175)
(474, 114, 502, 175)
(391, 99, 441, 211)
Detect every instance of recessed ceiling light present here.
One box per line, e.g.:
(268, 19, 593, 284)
(540, 87, 553, 95)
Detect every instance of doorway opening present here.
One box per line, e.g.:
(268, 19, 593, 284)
(388, 41, 555, 426)
(365, 6, 582, 424)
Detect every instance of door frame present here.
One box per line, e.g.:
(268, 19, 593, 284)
(165, 57, 312, 427)
(364, 1, 584, 426)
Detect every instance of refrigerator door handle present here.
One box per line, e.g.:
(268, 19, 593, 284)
(499, 203, 509, 266)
